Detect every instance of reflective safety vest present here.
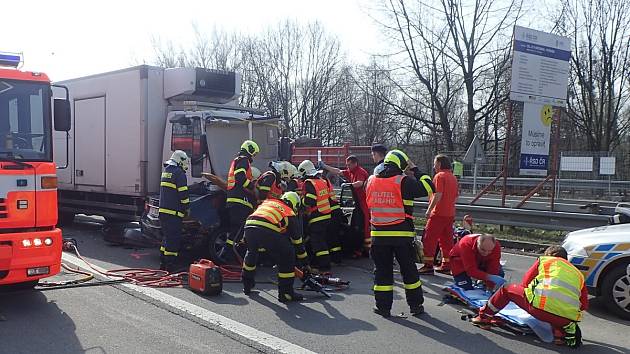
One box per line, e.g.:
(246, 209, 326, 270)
(524, 256, 585, 321)
(365, 175, 413, 226)
(304, 178, 332, 214)
(227, 156, 252, 190)
(245, 199, 295, 233)
(257, 171, 284, 199)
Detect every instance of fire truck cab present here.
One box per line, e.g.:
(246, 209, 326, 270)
(0, 52, 71, 287)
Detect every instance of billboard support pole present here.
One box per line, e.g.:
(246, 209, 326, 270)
(501, 101, 513, 208)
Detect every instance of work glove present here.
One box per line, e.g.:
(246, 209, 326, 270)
(317, 161, 327, 169)
(486, 275, 506, 288)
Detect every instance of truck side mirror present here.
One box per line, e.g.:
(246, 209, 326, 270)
(54, 99, 71, 132)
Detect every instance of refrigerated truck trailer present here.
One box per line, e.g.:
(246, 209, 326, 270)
(53, 65, 279, 222)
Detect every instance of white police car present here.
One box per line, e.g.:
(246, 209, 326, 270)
(562, 223, 630, 320)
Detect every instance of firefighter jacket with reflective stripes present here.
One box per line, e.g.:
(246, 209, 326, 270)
(159, 164, 189, 218)
(227, 154, 254, 209)
(286, 178, 303, 194)
(257, 171, 284, 200)
(366, 175, 413, 226)
(365, 165, 434, 243)
(245, 199, 307, 258)
(302, 177, 332, 224)
(524, 256, 585, 321)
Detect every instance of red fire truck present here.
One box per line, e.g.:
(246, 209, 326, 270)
(0, 52, 71, 287)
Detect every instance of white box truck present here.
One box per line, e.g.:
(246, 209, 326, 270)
(53, 65, 280, 223)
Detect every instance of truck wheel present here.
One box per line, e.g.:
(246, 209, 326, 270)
(57, 212, 75, 227)
(207, 228, 229, 264)
(601, 263, 630, 320)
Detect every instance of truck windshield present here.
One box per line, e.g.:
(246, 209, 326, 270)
(0, 79, 51, 161)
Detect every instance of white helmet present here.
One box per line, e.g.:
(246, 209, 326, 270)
(270, 161, 284, 175)
(285, 162, 298, 179)
(298, 160, 318, 177)
(251, 166, 261, 180)
(167, 150, 189, 171)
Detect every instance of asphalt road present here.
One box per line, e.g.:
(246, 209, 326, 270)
(1, 217, 628, 354)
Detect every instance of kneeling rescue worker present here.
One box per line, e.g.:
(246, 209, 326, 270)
(241, 192, 308, 302)
(473, 245, 588, 348)
(366, 149, 435, 317)
(223, 140, 260, 262)
(158, 150, 190, 272)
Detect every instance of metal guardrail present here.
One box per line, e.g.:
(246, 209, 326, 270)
(412, 201, 609, 232)
(459, 176, 630, 191)
(336, 188, 610, 232)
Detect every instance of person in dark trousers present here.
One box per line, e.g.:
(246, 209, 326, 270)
(321, 155, 371, 256)
(449, 234, 504, 290)
(473, 246, 588, 348)
(419, 154, 459, 275)
(241, 192, 308, 303)
(223, 140, 259, 263)
(158, 150, 190, 272)
(371, 144, 387, 175)
(298, 159, 337, 270)
(366, 149, 434, 317)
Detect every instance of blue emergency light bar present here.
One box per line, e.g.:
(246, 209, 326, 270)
(0, 52, 22, 68)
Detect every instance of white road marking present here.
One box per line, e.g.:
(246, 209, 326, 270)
(62, 253, 315, 354)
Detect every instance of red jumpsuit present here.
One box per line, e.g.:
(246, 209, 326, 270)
(342, 166, 370, 248)
(481, 259, 589, 332)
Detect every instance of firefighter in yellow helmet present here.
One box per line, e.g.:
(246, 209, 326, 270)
(222, 140, 260, 263)
(365, 149, 434, 317)
(241, 191, 308, 302)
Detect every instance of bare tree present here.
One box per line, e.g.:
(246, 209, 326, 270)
(556, 0, 630, 152)
(439, 0, 522, 148)
(151, 36, 187, 68)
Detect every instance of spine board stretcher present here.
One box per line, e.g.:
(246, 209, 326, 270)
(444, 284, 554, 343)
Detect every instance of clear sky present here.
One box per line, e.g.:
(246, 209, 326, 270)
(4, 0, 384, 81)
(5, 0, 548, 81)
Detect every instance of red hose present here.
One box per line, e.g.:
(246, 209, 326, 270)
(64, 242, 243, 287)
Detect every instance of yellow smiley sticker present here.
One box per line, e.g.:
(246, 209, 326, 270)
(540, 105, 553, 127)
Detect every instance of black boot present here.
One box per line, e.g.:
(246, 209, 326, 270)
(410, 305, 425, 316)
(278, 291, 304, 303)
(373, 306, 391, 318)
(243, 276, 256, 295)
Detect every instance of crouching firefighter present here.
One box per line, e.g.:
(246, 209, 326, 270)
(366, 149, 435, 317)
(473, 246, 588, 348)
(222, 140, 260, 262)
(158, 150, 190, 272)
(241, 192, 308, 302)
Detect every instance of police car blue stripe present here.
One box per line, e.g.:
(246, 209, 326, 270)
(604, 252, 621, 260)
(595, 244, 615, 252)
(571, 257, 585, 265)
(586, 261, 606, 286)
